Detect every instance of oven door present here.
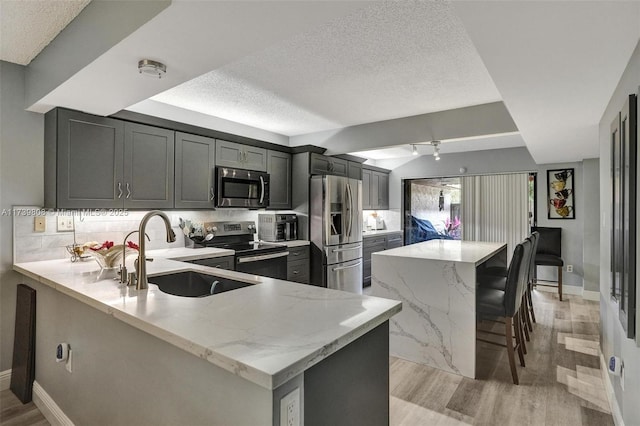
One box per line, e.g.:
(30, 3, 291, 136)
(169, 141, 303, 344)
(216, 167, 270, 208)
(235, 250, 289, 280)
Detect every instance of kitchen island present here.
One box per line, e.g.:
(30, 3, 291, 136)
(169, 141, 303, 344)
(371, 239, 506, 378)
(14, 257, 400, 425)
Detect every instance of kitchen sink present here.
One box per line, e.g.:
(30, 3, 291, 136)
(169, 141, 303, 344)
(149, 271, 255, 297)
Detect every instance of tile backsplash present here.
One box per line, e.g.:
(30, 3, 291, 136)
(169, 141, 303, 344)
(12, 207, 272, 263)
(362, 209, 401, 231)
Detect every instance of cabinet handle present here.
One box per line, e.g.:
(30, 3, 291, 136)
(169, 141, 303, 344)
(293, 270, 299, 275)
(210, 187, 215, 201)
(243, 151, 248, 163)
(117, 182, 123, 199)
(237, 151, 242, 162)
(126, 183, 131, 199)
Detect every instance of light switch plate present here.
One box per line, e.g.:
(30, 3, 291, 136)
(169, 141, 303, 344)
(34, 216, 46, 232)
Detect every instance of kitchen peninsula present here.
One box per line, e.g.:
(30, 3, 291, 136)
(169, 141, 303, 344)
(14, 255, 401, 425)
(371, 240, 506, 378)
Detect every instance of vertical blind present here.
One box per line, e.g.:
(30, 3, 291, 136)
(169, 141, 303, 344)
(461, 173, 530, 262)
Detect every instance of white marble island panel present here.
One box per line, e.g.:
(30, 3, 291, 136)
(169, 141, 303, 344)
(372, 240, 506, 378)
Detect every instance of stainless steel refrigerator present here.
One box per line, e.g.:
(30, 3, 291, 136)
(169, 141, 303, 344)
(310, 175, 363, 293)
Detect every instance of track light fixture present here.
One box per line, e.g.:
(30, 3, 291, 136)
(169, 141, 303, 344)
(411, 144, 418, 156)
(431, 141, 441, 160)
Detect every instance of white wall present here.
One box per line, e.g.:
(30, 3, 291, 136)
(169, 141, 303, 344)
(0, 61, 44, 371)
(535, 162, 584, 288)
(582, 158, 600, 294)
(598, 39, 640, 426)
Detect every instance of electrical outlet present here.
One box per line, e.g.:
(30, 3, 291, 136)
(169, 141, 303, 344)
(57, 216, 74, 232)
(34, 216, 46, 232)
(65, 349, 73, 373)
(280, 387, 300, 426)
(566, 265, 573, 273)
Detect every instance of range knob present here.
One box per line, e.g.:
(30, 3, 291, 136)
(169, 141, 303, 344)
(247, 224, 256, 232)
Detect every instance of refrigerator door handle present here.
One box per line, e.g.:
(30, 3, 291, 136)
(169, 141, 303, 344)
(346, 183, 353, 237)
(332, 260, 362, 272)
(259, 176, 265, 205)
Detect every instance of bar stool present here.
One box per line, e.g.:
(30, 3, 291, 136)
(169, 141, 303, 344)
(531, 227, 563, 301)
(476, 241, 530, 385)
(525, 232, 540, 327)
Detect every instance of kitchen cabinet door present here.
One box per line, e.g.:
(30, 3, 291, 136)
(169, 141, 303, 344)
(51, 109, 125, 209)
(175, 132, 216, 209)
(243, 145, 268, 172)
(348, 161, 362, 180)
(377, 172, 389, 209)
(309, 153, 348, 176)
(216, 140, 267, 171)
(267, 150, 292, 209)
(123, 122, 175, 209)
(362, 169, 372, 209)
(370, 171, 380, 209)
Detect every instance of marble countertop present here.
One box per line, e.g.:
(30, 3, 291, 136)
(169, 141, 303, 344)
(362, 229, 402, 237)
(375, 240, 506, 265)
(14, 258, 400, 390)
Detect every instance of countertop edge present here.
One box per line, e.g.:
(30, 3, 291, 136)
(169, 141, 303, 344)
(12, 261, 400, 391)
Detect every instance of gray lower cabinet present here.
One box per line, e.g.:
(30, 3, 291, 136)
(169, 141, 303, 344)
(287, 246, 310, 284)
(46, 109, 175, 209)
(267, 150, 292, 209)
(215, 140, 267, 171)
(363, 232, 403, 287)
(174, 132, 216, 209)
(309, 153, 348, 176)
(362, 167, 390, 210)
(123, 123, 175, 209)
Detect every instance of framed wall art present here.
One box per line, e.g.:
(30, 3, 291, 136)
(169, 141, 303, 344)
(547, 168, 575, 219)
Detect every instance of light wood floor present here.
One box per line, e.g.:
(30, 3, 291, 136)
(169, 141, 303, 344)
(0, 391, 48, 426)
(390, 290, 613, 426)
(0, 291, 610, 426)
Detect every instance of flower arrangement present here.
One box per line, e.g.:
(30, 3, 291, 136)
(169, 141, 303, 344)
(84, 240, 139, 269)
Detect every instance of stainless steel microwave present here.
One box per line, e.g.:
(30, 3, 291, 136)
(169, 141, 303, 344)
(216, 167, 270, 208)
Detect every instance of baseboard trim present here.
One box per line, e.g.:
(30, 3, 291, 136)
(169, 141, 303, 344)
(534, 284, 582, 296)
(32, 380, 74, 426)
(582, 290, 600, 301)
(600, 353, 625, 426)
(0, 369, 11, 391)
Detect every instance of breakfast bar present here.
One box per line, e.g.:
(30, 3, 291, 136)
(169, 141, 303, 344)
(371, 239, 507, 378)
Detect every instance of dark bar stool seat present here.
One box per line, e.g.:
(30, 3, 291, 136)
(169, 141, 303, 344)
(532, 226, 563, 301)
(476, 240, 531, 385)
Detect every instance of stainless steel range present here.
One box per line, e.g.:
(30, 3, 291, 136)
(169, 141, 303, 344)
(183, 221, 289, 280)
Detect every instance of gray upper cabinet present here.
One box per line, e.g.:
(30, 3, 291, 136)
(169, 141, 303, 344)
(362, 167, 390, 210)
(267, 150, 292, 209)
(46, 110, 175, 209)
(377, 172, 389, 210)
(309, 153, 348, 176)
(175, 132, 216, 209)
(362, 169, 372, 209)
(348, 161, 362, 180)
(215, 140, 267, 171)
(123, 123, 175, 209)
(47, 109, 125, 209)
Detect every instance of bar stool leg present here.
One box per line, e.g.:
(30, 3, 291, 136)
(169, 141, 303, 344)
(514, 312, 526, 366)
(558, 266, 563, 301)
(528, 284, 537, 323)
(521, 302, 531, 341)
(505, 317, 519, 385)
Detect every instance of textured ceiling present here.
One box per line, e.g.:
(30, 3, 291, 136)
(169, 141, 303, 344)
(0, 0, 90, 66)
(152, 1, 502, 136)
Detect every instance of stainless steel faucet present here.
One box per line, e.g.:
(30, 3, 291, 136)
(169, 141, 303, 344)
(135, 210, 177, 290)
(119, 230, 149, 284)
